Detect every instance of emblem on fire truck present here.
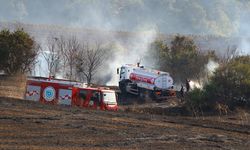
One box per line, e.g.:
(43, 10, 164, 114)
(43, 86, 56, 101)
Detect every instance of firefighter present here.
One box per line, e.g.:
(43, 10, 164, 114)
(180, 84, 184, 97)
(185, 79, 190, 92)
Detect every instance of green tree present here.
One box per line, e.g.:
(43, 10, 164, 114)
(211, 55, 250, 107)
(0, 30, 9, 70)
(151, 35, 214, 83)
(186, 55, 250, 111)
(0, 29, 38, 75)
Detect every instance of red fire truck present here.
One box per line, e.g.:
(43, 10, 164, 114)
(25, 76, 118, 111)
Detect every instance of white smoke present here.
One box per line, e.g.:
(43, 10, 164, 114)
(206, 59, 219, 76)
(1, 0, 248, 36)
(14, 0, 28, 20)
(189, 80, 202, 89)
(189, 59, 219, 90)
(239, 37, 250, 55)
(105, 28, 157, 85)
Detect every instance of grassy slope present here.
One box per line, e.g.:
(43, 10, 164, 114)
(0, 97, 249, 150)
(0, 75, 249, 149)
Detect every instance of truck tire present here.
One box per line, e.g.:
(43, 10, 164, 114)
(119, 80, 131, 95)
(137, 88, 146, 103)
(149, 93, 156, 101)
(150, 92, 162, 103)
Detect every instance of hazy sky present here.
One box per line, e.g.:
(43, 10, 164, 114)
(0, 0, 250, 36)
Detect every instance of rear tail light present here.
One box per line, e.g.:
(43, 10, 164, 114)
(156, 91, 161, 95)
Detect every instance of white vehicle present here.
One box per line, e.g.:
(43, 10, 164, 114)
(117, 63, 176, 101)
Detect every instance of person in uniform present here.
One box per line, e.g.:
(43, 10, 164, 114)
(185, 79, 190, 92)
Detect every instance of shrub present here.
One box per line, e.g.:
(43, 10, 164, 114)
(0, 29, 38, 75)
(186, 88, 205, 107)
(186, 55, 250, 112)
(211, 56, 250, 108)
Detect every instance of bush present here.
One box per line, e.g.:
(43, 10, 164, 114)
(186, 88, 205, 107)
(0, 29, 38, 75)
(185, 86, 214, 111)
(186, 55, 250, 112)
(211, 55, 250, 108)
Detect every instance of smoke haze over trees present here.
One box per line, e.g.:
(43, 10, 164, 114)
(0, 0, 250, 36)
(1, 0, 250, 85)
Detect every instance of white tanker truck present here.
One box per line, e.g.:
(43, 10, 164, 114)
(117, 63, 176, 101)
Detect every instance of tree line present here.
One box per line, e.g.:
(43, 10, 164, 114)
(40, 35, 110, 85)
(0, 29, 109, 85)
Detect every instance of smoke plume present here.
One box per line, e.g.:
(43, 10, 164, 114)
(105, 28, 158, 85)
(189, 59, 219, 90)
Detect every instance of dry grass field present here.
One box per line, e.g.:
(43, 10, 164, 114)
(0, 75, 249, 149)
(0, 75, 26, 99)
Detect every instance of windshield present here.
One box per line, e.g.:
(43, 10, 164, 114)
(103, 92, 117, 104)
(120, 67, 125, 74)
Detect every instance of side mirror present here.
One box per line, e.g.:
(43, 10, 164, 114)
(117, 68, 119, 74)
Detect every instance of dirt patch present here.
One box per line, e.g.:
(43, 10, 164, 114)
(121, 98, 191, 116)
(0, 76, 249, 149)
(0, 97, 249, 150)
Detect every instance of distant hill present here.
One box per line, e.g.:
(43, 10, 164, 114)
(1, 0, 250, 36)
(0, 22, 247, 57)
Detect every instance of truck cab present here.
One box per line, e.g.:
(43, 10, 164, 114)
(117, 64, 136, 94)
(118, 65, 133, 81)
(73, 87, 118, 111)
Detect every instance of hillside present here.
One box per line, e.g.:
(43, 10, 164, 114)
(0, 96, 250, 150)
(0, 75, 249, 149)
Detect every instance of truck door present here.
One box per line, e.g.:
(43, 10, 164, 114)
(120, 66, 126, 80)
(101, 91, 118, 111)
(88, 91, 101, 109)
(75, 89, 102, 109)
(77, 89, 88, 107)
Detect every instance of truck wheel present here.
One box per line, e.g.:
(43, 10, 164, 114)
(137, 88, 146, 103)
(119, 81, 127, 94)
(144, 90, 153, 103)
(150, 92, 161, 103)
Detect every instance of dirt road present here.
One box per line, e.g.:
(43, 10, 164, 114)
(0, 97, 249, 150)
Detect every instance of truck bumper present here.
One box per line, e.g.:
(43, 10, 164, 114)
(153, 89, 176, 100)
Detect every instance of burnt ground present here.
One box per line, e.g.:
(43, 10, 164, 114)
(0, 97, 250, 150)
